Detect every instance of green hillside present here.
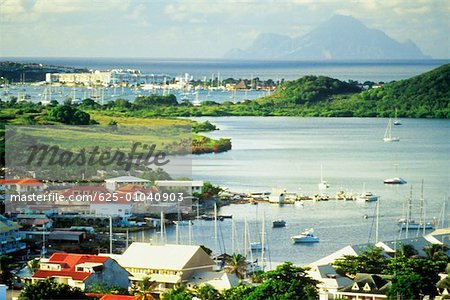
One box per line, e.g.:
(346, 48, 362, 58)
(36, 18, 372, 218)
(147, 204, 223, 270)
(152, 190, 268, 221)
(354, 63, 450, 118)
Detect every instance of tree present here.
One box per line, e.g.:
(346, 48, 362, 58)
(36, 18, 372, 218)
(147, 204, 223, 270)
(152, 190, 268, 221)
(333, 246, 388, 277)
(161, 285, 193, 300)
(19, 278, 89, 300)
(131, 276, 157, 299)
(0, 255, 14, 287)
(224, 253, 247, 279)
(194, 284, 223, 300)
(221, 284, 255, 300)
(246, 262, 318, 300)
(48, 104, 91, 125)
(386, 254, 445, 299)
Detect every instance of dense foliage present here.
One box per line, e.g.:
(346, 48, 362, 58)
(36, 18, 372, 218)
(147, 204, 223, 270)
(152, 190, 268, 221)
(19, 278, 89, 300)
(48, 104, 92, 125)
(333, 246, 388, 277)
(266, 75, 361, 105)
(354, 63, 450, 118)
(333, 244, 449, 299)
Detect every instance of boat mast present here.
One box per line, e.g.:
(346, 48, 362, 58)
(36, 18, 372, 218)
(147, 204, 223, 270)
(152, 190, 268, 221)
(188, 220, 193, 245)
(261, 215, 265, 271)
(420, 179, 425, 235)
(376, 197, 380, 243)
(406, 186, 413, 238)
(109, 216, 113, 254)
(231, 218, 235, 254)
(160, 211, 165, 245)
(244, 217, 247, 256)
(214, 203, 218, 253)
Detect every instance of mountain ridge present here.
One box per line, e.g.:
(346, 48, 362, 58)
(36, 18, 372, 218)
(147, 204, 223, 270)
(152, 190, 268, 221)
(225, 15, 430, 60)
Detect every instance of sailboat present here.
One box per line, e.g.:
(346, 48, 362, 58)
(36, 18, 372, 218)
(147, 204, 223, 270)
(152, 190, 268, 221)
(318, 165, 330, 190)
(383, 118, 400, 142)
(393, 109, 402, 125)
(397, 182, 434, 231)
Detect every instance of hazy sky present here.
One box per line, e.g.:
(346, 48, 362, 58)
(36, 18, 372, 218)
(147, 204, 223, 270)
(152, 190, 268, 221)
(1, 0, 448, 59)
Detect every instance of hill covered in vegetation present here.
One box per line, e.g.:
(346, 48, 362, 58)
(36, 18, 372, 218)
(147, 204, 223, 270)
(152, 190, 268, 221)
(351, 63, 449, 118)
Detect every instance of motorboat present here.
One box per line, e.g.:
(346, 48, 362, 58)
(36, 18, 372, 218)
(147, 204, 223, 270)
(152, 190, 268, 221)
(355, 192, 378, 202)
(384, 177, 407, 185)
(272, 220, 286, 228)
(251, 242, 263, 251)
(291, 228, 319, 243)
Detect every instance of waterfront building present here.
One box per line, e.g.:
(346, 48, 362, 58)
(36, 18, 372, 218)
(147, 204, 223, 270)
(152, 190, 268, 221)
(32, 253, 130, 291)
(105, 176, 150, 192)
(308, 264, 353, 300)
(46, 69, 168, 86)
(154, 180, 204, 194)
(102, 243, 216, 293)
(0, 215, 26, 254)
(334, 273, 391, 300)
(0, 178, 45, 194)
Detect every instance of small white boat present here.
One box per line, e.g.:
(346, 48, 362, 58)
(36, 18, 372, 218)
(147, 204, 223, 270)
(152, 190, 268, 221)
(355, 192, 378, 202)
(291, 228, 319, 243)
(383, 118, 400, 142)
(173, 220, 193, 226)
(384, 177, 407, 185)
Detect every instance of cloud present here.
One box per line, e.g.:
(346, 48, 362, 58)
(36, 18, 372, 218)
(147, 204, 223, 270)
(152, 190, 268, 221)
(0, 0, 448, 58)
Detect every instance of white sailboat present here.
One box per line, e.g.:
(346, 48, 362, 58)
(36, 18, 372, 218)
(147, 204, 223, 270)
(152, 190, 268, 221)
(397, 181, 434, 232)
(393, 109, 402, 125)
(318, 165, 330, 190)
(383, 118, 400, 142)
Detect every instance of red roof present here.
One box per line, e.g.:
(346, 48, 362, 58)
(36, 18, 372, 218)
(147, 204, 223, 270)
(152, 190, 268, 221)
(61, 186, 109, 197)
(32, 253, 109, 282)
(48, 253, 108, 270)
(1, 178, 43, 186)
(33, 269, 92, 281)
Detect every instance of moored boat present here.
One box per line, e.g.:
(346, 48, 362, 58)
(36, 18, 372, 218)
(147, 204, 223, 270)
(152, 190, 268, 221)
(272, 220, 286, 228)
(384, 177, 407, 185)
(291, 228, 319, 243)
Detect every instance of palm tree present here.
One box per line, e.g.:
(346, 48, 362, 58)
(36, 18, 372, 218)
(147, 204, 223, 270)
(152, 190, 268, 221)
(132, 276, 157, 300)
(224, 253, 247, 279)
(424, 244, 449, 260)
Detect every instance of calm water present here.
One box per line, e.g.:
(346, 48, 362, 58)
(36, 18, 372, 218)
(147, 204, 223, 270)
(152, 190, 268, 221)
(133, 117, 450, 266)
(5, 57, 449, 82)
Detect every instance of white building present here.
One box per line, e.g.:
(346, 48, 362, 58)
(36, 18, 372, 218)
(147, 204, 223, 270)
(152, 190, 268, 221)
(105, 176, 150, 192)
(154, 180, 204, 194)
(102, 243, 215, 293)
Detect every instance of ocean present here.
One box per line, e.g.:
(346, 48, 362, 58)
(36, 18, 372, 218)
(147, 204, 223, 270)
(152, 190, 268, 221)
(134, 117, 449, 266)
(4, 57, 449, 82)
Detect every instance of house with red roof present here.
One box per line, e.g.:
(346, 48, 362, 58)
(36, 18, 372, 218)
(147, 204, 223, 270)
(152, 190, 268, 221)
(32, 253, 130, 291)
(1, 178, 45, 193)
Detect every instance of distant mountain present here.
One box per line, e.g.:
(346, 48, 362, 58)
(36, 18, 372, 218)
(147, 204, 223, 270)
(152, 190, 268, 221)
(225, 15, 430, 60)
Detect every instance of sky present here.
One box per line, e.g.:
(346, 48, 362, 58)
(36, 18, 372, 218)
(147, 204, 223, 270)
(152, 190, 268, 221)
(0, 0, 448, 59)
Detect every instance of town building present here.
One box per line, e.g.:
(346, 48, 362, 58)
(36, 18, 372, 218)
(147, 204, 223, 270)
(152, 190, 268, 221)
(1, 178, 45, 194)
(105, 176, 150, 192)
(334, 273, 392, 300)
(154, 180, 204, 194)
(102, 243, 215, 293)
(0, 215, 26, 254)
(308, 264, 353, 300)
(32, 253, 130, 291)
(46, 69, 167, 86)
